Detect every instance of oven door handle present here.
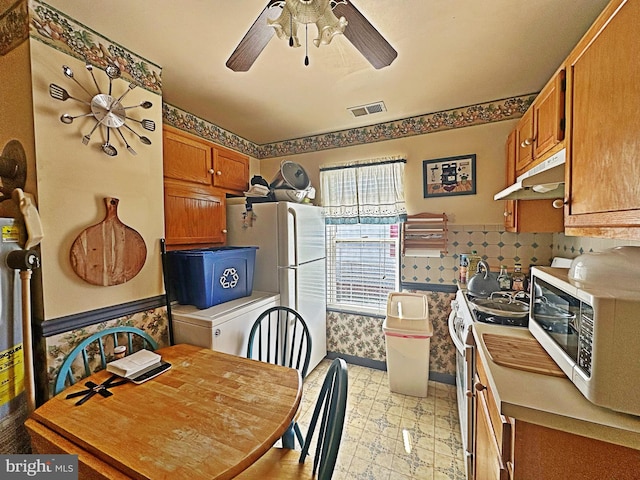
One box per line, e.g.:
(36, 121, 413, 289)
(448, 306, 466, 354)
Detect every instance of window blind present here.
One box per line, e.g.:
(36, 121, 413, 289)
(326, 224, 399, 313)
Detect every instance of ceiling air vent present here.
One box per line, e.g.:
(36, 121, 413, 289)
(348, 101, 386, 118)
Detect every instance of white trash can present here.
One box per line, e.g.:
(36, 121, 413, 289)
(383, 292, 433, 397)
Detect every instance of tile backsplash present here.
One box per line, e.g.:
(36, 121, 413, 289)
(402, 226, 640, 285)
(553, 233, 640, 257)
(402, 224, 554, 285)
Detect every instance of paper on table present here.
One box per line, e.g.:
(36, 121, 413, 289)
(107, 350, 161, 378)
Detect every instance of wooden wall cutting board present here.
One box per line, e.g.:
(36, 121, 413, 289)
(70, 197, 146, 286)
(482, 333, 566, 377)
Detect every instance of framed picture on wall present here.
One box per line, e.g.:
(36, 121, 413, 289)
(423, 154, 476, 198)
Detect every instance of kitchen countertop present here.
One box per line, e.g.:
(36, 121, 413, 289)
(472, 322, 640, 450)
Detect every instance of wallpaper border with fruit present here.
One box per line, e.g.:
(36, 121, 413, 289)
(28, 0, 162, 94)
(163, 94, 534, 160)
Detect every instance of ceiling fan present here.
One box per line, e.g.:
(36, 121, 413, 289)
(226, 0, 397, 71)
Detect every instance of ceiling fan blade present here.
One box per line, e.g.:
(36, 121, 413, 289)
(334, 1, 398, 69)
(226, 1, 283, 72)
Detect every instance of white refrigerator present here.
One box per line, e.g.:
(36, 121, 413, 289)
(227, 200, 327, 372)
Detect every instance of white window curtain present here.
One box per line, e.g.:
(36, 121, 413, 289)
(320, 156, 407, 224)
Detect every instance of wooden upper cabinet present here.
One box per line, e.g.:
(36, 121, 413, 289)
(515, 108, 534, 174)
(163, 183, 226, 246)
(163, 128, 213, 186)
(533, 69, 565, 159)
(163, 126, 249, 193)
(504, 129, 564, 233)
(565, 0, 640, 238)
(162, 125, 250, 248)
(515, 70, 566, 177)
(212, 145, 250, 192)
(503, 130, 517, 232)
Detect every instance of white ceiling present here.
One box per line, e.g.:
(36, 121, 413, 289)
(43, 0, 610, 146)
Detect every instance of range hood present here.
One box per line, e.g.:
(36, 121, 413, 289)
(494, 149, 566, 201)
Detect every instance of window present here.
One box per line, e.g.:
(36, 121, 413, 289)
(326, 223, 400, 315)
(320, 156, 406, 315)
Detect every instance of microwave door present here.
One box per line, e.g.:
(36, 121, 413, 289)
(531, 277, 581, 373)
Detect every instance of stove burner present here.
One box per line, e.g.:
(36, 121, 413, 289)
(472, 310, 529, 327)
(465, 290, 531, 327)
(466, 290, 530, 303)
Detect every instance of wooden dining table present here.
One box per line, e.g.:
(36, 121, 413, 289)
(25, 343, 302, 480)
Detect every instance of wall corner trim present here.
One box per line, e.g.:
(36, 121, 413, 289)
(39, 295, 166, 337)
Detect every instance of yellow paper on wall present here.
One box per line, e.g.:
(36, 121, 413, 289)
(1, 224, 20, 243)
(0, 343, 25, 407)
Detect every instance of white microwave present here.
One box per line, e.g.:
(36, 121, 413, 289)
(529, 266, 640, 417)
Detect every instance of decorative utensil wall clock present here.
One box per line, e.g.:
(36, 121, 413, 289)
(49, 64, 156, 157)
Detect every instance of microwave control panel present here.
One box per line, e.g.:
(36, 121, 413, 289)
(577, 304, 594, 376)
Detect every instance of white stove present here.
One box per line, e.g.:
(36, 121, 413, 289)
(448, 289, 475, 479)
(449, 288, 529, 480)
(449, 258, 571, 479)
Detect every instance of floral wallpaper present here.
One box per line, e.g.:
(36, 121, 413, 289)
(163, 95, 534, 160)
(163, 103, 260, 158)
(327, 290, 456, 381)
(43, 307, 169, 399)
(28, 0, 162, 94)
(0, 0, 29, 56)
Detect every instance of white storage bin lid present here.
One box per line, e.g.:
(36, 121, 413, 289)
(385, 292, 431, 332)
(382, 319, 433, 337)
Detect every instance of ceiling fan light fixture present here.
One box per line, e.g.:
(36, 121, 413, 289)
(225, 1, 397, 72)
(269, 0, 347, 51)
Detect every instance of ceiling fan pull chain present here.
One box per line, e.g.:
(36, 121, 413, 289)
(289, 12, 294, 47)
(305, 24, 309, 66)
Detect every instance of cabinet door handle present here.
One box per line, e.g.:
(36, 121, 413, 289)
(216, 170, 222, 176)
(503, 211, 512, 217)
(208, 168, 215, 174)
(520, 137, 535, 147)
(552, 199, 567, 209)
(222, 229, 228, 234)
(475, 381, 486, 392)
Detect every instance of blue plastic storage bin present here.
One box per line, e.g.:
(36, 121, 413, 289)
(167, 247, 258, 309)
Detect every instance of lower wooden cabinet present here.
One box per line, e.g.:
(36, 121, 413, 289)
(475, 351, 512, 480)
(475, 383, 510, 480)
(511, 421, 640, 480)
(474, 349, 640, 480)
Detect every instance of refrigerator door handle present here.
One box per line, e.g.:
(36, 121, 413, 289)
(293, 267, 299, 311)
(287, 207, 298, 266)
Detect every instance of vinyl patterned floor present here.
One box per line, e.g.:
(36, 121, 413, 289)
(296, 359, 466, 480)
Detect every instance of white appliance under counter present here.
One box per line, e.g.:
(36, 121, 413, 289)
(171, 291, 280, 357)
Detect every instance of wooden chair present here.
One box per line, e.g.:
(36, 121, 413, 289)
(246, 306, 312, 448)
(53, 326, 158, 395)
(236, 357, 349, 480)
